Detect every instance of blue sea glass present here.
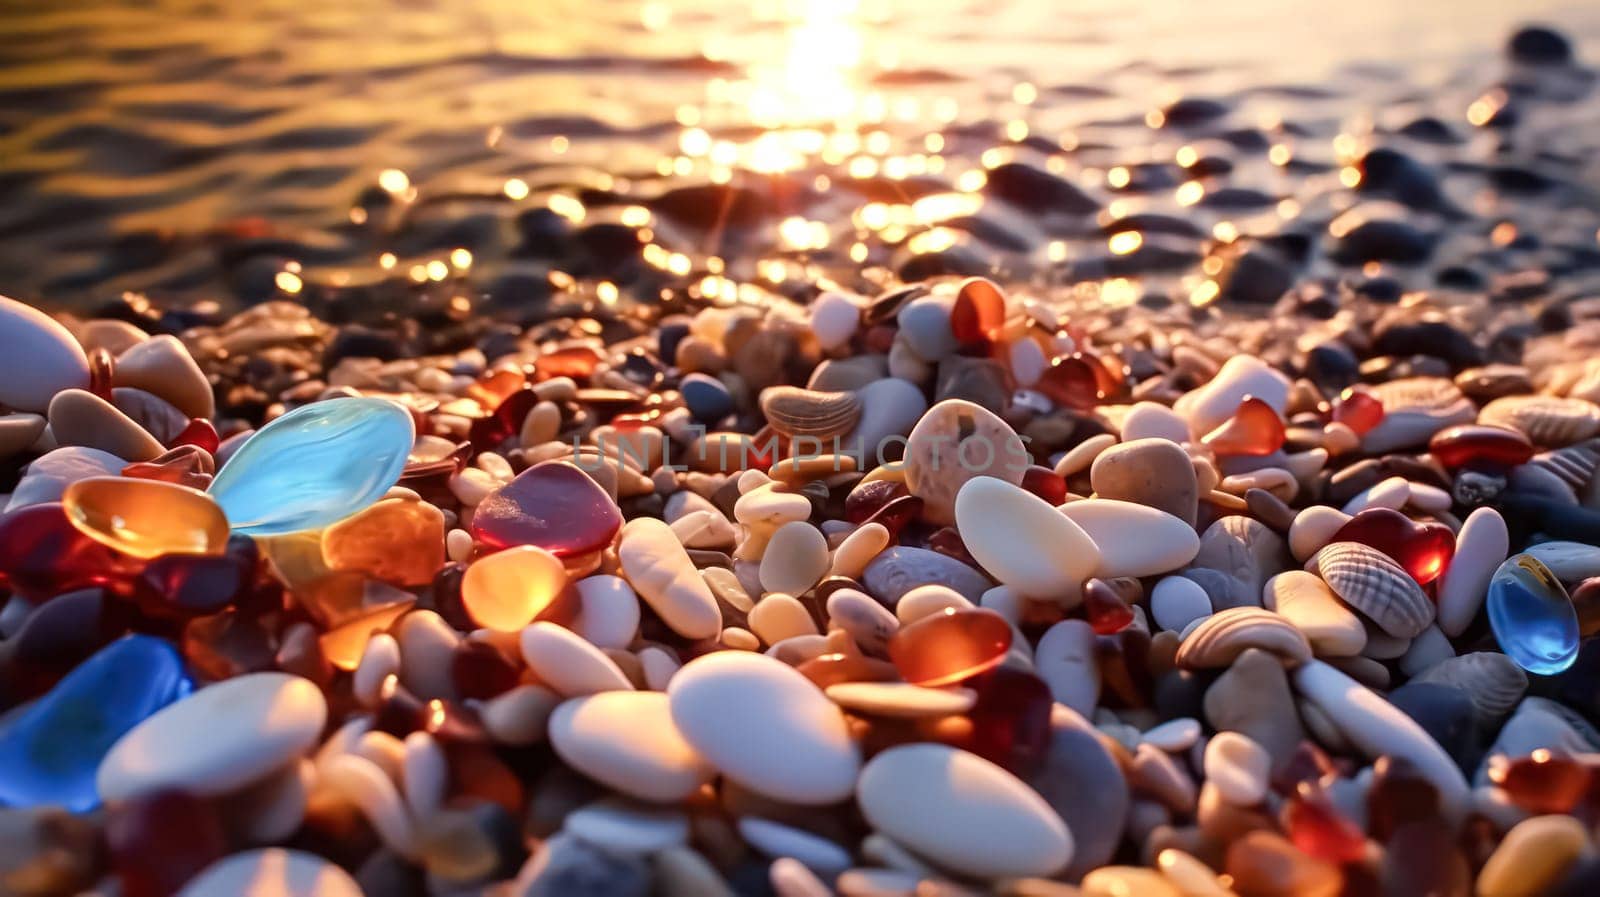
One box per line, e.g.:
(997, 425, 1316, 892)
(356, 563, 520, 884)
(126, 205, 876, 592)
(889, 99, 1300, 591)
(0, 635, 191, 811)
(208, 397, 414, 536)
(1487, 554, 1581, 675)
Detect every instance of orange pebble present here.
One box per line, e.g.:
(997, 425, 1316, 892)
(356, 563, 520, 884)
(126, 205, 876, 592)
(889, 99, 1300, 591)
(62, 476, 229, 559)
(461, 545, 568, 631)
(321, 497, 446, 586)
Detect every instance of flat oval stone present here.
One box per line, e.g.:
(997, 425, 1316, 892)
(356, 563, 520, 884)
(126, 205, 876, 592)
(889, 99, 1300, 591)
(463, 545, 568, 631)
(1203, 731, 1270, 806)
(572, 574, 641, 650)
(0, 412, 46, 461)
(520, 622, 634, 696)
(857, 743, 1073, 878)
(471, 459, 623, 557)
(1090, 438, 1200, 526)
(320, 497, 444, 586)
(759, 521, 829, 595)
(904, 399, 1027, 524)
(0, 295, 90, 413)
(954, 477, 1099, 603)
(862, 546, 992, 606)
(1059, 499, 1199, 578)
(114, 334, 214, 420)
(668, 651, 859, 805)
(63, 476, 230, 559)
(0, 636, 190, 811)
(824, 682, 976, 717)
(98, 673, 327, 802)
(618, 518, 722, 639)
(1488, 554, 1580, 675)
(845, 377, 928, 468)
(1173, 355, 1290, 437)
(48, 389, 164, 462)
(177, 849, 361, 897)
(1151, 575, 1212, 633)
(1263, 570, 1365, 656)
(1438, 507, 1508, 637)
(550, 691, 713, 802)
(208, 398, 414, 536)
(1476, 814, 1589, 897)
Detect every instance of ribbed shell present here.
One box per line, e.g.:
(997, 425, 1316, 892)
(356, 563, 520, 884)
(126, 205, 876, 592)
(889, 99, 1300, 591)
(1175, 607, 1311, 670)
(1529, 438, 1600, 488)
(759, 386, 862, 440)
(1371, 377, 1466, 413)
(1479, 395, 1600, 447)
(1413, 652, 1527, 725)
(1311, 541, 1434, 639)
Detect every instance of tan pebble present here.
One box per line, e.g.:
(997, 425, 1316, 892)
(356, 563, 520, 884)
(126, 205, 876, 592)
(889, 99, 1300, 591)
(480, 683, 560, 746)
(748, 593, 819, 645)
(1320, 421, 1360, 455)
(78, 318, 149, 356)
(721, 627, 761, 650)
(1203, 732, 1270, 807)
(114, 334, 214, 419)
(703, 566, 755, 614)
(825, 682, 976, 718)
(825, 588, 899, 654)
(896, 584, 973, 624)
(618, 518, 722, 640)
(1288, 505, 1352, 562)
(769, 453, 859, 485)
(519, 400, 562, 449)
(1091, 437, 1200, 526)
(0, 412, 47, 460)
(1158, 848, 1238, 897)
(550, 691, 714, 802)
(1224, 831, 1339, 897)
(1339, 475, 1410, 515)
(1476, 814, 1590, 897)
(1263, 571, 1365, 656)
(1220, 467, 1298, 503)
(47, 388, 162, 461)
(829, 522, 890, 579)
(519, 622, 634, 696)
(903, 399, 1028, 524)
(759, 521, 830, 595)
(1083, 866, 1181, 897)
(1054, 433, 1116, 478)
(639, 646, 681, 691)
(1176, 608, 1311, 669)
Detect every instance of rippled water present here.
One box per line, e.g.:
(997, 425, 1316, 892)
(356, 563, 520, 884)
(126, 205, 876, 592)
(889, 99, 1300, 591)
(2, 0, 1598, 314)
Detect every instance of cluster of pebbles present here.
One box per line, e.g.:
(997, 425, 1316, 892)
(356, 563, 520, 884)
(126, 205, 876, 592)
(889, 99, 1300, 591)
(6, 21, 1600, 897)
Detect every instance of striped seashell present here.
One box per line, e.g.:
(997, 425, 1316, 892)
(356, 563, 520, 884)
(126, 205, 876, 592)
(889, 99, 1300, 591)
(759, 386, 862, 440)
(1175, 607, 1311, 670)
(1413, 652, 1527, 726)
(1362, 378, 1477, 453)
(1479, 395, 1600, 447)
(1310, 541, 1434, 639)
(1371, 376, 1468, 412)
(1527, 437, 1600, 490)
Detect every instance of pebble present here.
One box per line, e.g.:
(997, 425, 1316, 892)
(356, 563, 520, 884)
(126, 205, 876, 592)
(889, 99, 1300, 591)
(521, 832, 649, 897)
(549, 691, 713, 802)
(1035, 620, 1100, 715)
(618, 518, 723, 639)
(1059, 499, 1200, 578)
(825, 588, 899, 654)
(896, 291, 959, 361)
(208, 397, 414, 536)
(176, 849, 362, 897)
(1151, 576, 1213, 632)
(521, 622, 634, 696)
(1287, 505, 1352, 562)
(954, 476, 1099, 602)
(1263, 570, 1365, 656)
(571, 574, 641, 650)
(667, 651, 859, 804)
(114, 334, 214, 420)
(1224, 831, 1340, 897)
(1487, 554, 1580, 675)
(1413, 652, 1527, 726)
(1142, 717, 1201, 752)
(829, 522, 890, 579)
(738, 817, 852, 877)
(0, 412, 46, 461)
(0, 636, 190, 811)
(825, 682, 977, 717)
(1437, 507, 1508, 636)
(0, 295, 90, 413)
(1120, 402, 1192, 443)
(1338, 475, 1410, 515)
(1033, 708, 1127, 877)
(1188, 515, 1289, 610)
(748, 592, 820, 644)
(759, 521, 830, 595)
(1524, 540, 1600, 582)
(1477, 815, 1590, 897)
(1090, 438, 1200, 526)
(1291, 660, 1469, 816)
(48, 388, 164, 462)
(1203, 731, 1270, 806)
(97, 672, 327, 802)
(863, 546, 994, 606)
(903, 399, 1028, 524)
(1204, 648, 1306, 764)
(846, 377, 928, 466)
(564, 798, 690, 854)
(1173, 355, 1291, 437)
(809, 291, 862, 351)
(857, 743, 1073, 879)
(1083, 867, 1181, 897)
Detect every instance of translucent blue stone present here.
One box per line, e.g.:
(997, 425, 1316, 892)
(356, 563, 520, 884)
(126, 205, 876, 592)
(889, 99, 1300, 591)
(1487, 554, 1580, 675)
(0, 635, 190, 811)
(208, 397, 415, 536)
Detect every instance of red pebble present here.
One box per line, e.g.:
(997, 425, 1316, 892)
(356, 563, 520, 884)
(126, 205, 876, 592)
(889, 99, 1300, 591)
(1333, 385, 1385, 435)
(452, 640, 523, 701)
(1428, 424, 1535, 470)
(845, 479, 909, 523)
(1202, 396, 1286, 456)
(122, 445, 215, 491)
(134, 539, 257, 620)
(888, 608, 1012, 687)
(1488, 749, 1591, 815)
(533, 346, 604, 381)
(1036, 355, 1101, 410)
(1021, 465, 1068, 505)
(1083, 578, 1135, 634)
(1285, 782, 1368, 863)
(399, 441, 473, 484)
(470, 460, 624, 557)
(1331, 507, 1454, 585)
(0, 502, 131, 599)
(171, 418, 220, 453)
(924, 526, 979, 568)
(950, 277, 1008, 345)
(859, 495, 923, 541)
(87, 347, 116, 401)
(468, 387, 537, 451)
(107, 790, 227, 897)
(953, 667, 1053, 774)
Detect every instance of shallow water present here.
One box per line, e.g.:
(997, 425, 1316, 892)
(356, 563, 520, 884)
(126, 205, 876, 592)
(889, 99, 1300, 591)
(2, 0, 1599, 315)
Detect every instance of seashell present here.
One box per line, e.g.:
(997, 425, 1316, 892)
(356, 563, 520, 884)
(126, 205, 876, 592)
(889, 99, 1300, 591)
(1412, 652, 1527, 727)
(1362, 378, 1476, 454)
(1175, 607, 1311, 669)
(1310, 542, 1434, 639)
(759, 386, 862, 441)
(1479, 395, 1600, 447)
(1527, 437, 1600, 490)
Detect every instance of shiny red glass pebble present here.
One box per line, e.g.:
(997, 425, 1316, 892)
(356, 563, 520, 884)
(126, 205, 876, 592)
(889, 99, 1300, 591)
(1333, 385, 1385, 436)
(470, 460, 623, 557)
(845, 479, 909, 523)
(1202, 396, 1286, 456)
(950, 277, 1008, 345)
(171, 418, 220, 454)
(1285, 782, 1368, 863)
(860, 494, 923, 542)
(1036, 355, 1102, 410)
(924, 526, 978, 568)
(122, 445, 215, 491)
(1083, 578, 1135, 634)
(452, 640, 523, 701)
(1428, 424, 1535, 470)
(107, 790, 227, 897)
(0, 502, 131, 599)
(951, 668, 1053, 774)
(888, 608, 1013, 687)
(134, 540, 257, 620)
(1331, 507, 1455, 585)
(401, 441, 473, 483)
(533, 346, 604, 381)
(796, 639, 900, 689)
(88, 347, 116, 401)
(1021, 465, 1068, 505)
(468, 387, 538, 451)
(1365, 755, 1441, 841)
(1488, 750, 1591, 814)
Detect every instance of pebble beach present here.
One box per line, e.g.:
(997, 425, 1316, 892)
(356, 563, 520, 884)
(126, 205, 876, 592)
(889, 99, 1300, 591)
(8, 4, 1600, 897)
